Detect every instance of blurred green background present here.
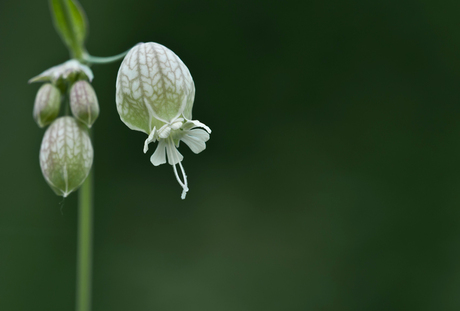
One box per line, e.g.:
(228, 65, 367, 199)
(2, 0, 460, 310)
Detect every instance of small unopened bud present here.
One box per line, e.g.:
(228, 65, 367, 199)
(70, 80, 99, 127)
(33, 83, 61, 128)
(39, 116, 93, 197)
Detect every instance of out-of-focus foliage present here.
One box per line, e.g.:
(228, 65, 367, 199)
(49, 0, 88, 58)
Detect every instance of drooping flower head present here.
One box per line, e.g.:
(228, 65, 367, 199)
(116, 42, 211, 199)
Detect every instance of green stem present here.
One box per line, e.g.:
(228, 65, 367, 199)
(76, 165, 93, 311)
(83, 49, 130, 64)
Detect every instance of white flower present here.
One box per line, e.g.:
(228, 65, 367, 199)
(144, 117, 211, 199)
(116, 42, 211, 199)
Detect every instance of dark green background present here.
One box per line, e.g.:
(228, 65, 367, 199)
(1, 0, 460, 310)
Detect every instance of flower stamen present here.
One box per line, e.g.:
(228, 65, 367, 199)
(173, 162, 189, 199)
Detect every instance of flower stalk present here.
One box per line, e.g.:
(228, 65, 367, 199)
(76, 166, 93, 311)
(82, 50, 131, 65)
(30, 2, 116, 311)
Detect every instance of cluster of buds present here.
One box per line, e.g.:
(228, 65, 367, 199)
(30, 60, 99, 197)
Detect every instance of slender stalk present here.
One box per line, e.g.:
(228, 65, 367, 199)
(76, 166, 93, 311)
(82, 49, 131, 65)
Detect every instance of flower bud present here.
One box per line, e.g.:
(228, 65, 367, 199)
(116, 42, 195, 134)
(33, 83, 61, 128)
(39, 116, 93, 197)
(70, 80, 99, 127)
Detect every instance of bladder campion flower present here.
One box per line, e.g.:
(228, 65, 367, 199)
(116, 42, 211, 199)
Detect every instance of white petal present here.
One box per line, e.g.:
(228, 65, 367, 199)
(157, 118, 184, 139)
(150, 140, 167, 166)
(143, 127, 156, 153)
(165, 141, 184, 165)
(157, 124, 172, 139)
(182, 119, 211, 133)
(189, 128, 210, 142)
(181, 129, 209, 154)
(79, 63, 94, 82)
(171, 118, 184, 130)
